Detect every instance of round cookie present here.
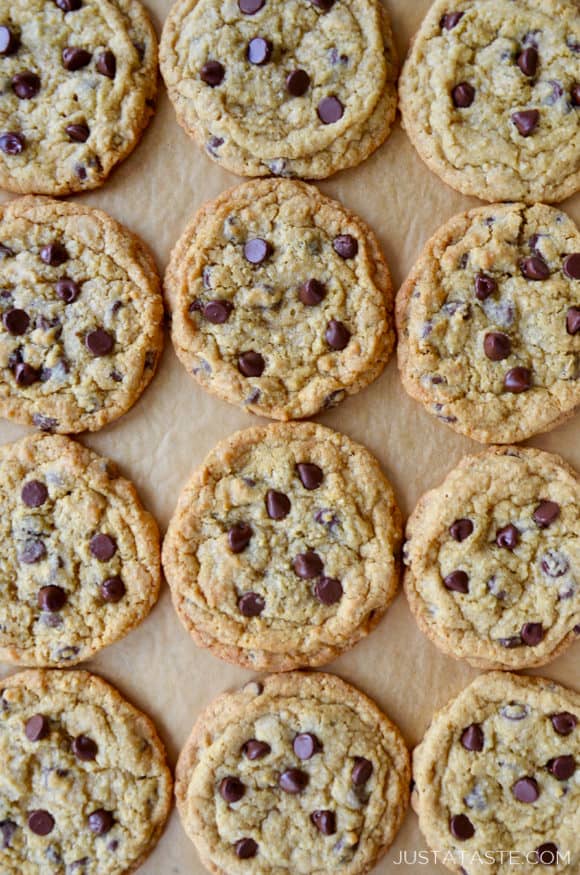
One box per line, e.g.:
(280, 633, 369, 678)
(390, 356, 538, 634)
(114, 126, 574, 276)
(162, 422, 402, 671)
(0, 196, 164, 434)
(159, 0, 398, 180)
(0, 668, 172, 875)
(404, 446, 580, 670)
(165, 179, 393, 420)
(0, 0, 158, 195)
(176, 671, 410, 875)
(399, 0, 580, 203)
(0, 432, 161, 667)
(396, 202, 580, 444)
(413, 671, 580, 875)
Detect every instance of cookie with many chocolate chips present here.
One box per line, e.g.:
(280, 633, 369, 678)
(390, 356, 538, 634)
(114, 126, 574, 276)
(413, 672, 580, 875)
(0, 432, 160, 667)
(0, 0, 157, 195)
(399, 0, 580, 203)
(396, 203, 580, 444)
(0, 196, 163, 434)
(0, 668, 172, 874)
(404, 446, 580, 670)
(162, 422, 402, 670)
(176, 671, 410, 875)
(159, 0, 398, 179)
(165, 179, 393, 420)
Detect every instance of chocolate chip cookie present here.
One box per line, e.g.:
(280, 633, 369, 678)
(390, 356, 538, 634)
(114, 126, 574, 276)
(0, 432, 161, 667)
(0, 667, 172, 874)
(399, 0, 580, 203)
(165, 179, 393, 420)
(0, 196, 164, 434)
(413, 671, 580, 875)
(404, 446, 580, 670)
(176, 671, 410, 875)
(159, 0, 398, 179)
(396, 202, 580, 444)
(0, 0, 157, 195)
(162, 421, 402, 671)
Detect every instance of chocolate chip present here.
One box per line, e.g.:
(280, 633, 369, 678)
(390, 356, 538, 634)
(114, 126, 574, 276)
(449, 814, 474, 841)
(266, 489, 290, 519)
(0, 820, 17, 849)
(90, 533, 117, 561)
(294, 551, 323, 579)
(310, 0, 334, 8)
(517, 47, 538, 77)
(496, 524, 519, 550)
(512, 109, 540, 136)
(541, 550, 568, 577)
(566, 307, 580, 335)
(483, 332, 511, 361)
(333, 235, 358, 259)
(37, 585, 66, 612)
(287, 69, 310, 96)
(62, 47, 91, 70)
(317, 96, 343, 124)
(100, 577, 125, 603)
(243, 739, 271, 760)
(535, 843, 558, 866)
(85, 328, 114, 356)
(533, 500, 560, 528)
(299, 278, 326, 306)
(228, 522, 252, 553)
(547, 755, 575, 780)
(551, 712, 577, 735)
(40, 243, 68, 266)
(244, 238, 271, 264)
(521, 622, 544, 646)
(235, 838, 258, 859)
(96, 51, 116, 78)
(460, 724, 484, 751)
(293, 733, 321, 760)
(314, 576, 343, 605)
(3, 308, 29, 335)
(311, 810, 336, 835)
(512, 776, 539, 803)
(203, 300, 233, 324)
(238, 350, 265, 377)
(499, 636, 523, 649)
(72, 735, 98, 761)
(56, 278, 81, 303)
(279, 768, 308, 794)
(452, 82, 475, 107)
(563, 253, 580, 279)
(520, 255, 550, 280)
(443, 570, 469, 593)
(28, 810, 54, 836)
(238, 592, 265, 616)
(0, 132, 25, 155)
(12, 71, 40, 99)
(504, 366, 531, 393)
(54, 0, 82, 10)
(247, 37, 272, 65)
(14, 362, 38, 386)
(88, 809, 114, 835)
(20, 539, 46, 564)
(572, 84, 580, 106)
(220, 776, 245, 803)
(474, 273, 497, 300)
(200, 60, 225, 86)
(22, 480, 48, 507)
(25, 714, 49, 741)
(296, 463, 323, 490)
(0, 26, 19, 55)
(351, 757, 373, 786)
(441, 12, 463, 29)
(326, 319, 350, 350)
(239, 0, 264, 11)
(449, 519, 473, 542)
(0, 244, 13, 258)
(66, 123, 89, 142)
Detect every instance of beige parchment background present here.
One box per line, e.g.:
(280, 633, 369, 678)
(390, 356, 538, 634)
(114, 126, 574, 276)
(0, 1, 578, 873)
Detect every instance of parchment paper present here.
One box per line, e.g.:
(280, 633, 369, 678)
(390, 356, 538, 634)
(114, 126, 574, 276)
(0, 2, 578, 872)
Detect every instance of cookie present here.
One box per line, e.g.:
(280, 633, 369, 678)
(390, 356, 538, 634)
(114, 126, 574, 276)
(0, 0, 158, 195)
(0, 196, 164, 434)
(162, 421, 402, 671)
(0, 432, 161, 667)
(165, 179, 393, 420)
(404, 446, 580, 671)
(0, 668, 172, 875)
(413, 671, 580, 875)
(159, 0, 398, 180)
(176, 671, 410, 875)
(396, 202, 580, 444)
(399, 0, 580, 204)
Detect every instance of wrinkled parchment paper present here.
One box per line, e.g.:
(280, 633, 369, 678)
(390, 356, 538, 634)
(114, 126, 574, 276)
(0, 2, 578, 872)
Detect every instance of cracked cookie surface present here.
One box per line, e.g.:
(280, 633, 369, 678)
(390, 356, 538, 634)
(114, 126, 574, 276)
(0, 0, 158, 195)
(0, 196, 164, 434)
(399, 0, 580, 203)
(165, 179, 393, 421)
(413, 672, 580, 875)
(0, 668, 172, 875)
(176, 671, 410, 875)
(162, 422, 402, 671)
(159, 0, 397, 179)
(396, 202, 580, 444)
(404, 446, 580, 670)
(0, 432, 161, 667)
